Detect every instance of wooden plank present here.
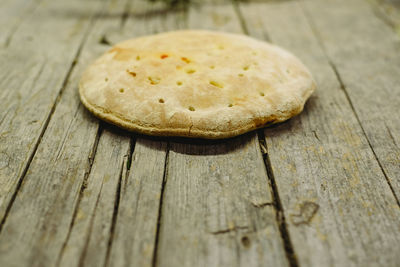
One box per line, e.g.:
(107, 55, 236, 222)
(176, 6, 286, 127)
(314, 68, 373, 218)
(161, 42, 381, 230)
(0, 0, 121, 266)
(0, 0, 102, 222)
(58, 127, 130, 267)
(56, 1, 132, 266)
(107, 1, 183, 267)
(238, 1, 400, 266)
(108, 139, 167, 267)
(155, 2, 289, 267)
(157, 135, 288, 267)
(301, 0, 400, 201)
(0, 69, 100, 266)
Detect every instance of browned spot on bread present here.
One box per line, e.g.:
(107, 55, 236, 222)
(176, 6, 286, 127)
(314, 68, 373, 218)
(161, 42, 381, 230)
(181, 57, 191, 63)
(126, 70, 136, 77)
(209, 80, 223, 88)
(148, 77, 160, 85)
(161, 54, 168, 59)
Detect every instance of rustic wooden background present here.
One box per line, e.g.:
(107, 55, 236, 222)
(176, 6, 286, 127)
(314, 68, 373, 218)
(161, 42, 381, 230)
(0, 0, 399, 266)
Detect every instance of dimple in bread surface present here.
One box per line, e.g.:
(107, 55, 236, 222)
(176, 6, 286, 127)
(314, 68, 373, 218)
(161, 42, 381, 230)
(79, 30, 316, 139)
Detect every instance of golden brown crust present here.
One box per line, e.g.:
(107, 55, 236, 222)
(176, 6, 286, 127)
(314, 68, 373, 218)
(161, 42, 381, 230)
(79, 30, 316, 139)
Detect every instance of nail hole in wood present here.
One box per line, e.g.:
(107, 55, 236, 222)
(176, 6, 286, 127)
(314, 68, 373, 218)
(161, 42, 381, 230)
(241, 236, 251, 248)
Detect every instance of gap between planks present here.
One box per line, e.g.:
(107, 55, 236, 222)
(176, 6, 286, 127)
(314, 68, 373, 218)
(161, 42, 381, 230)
(257, 131, 299, 267)
(152, 144, 170, 267)
(103, 145, 127, 267)
(56, 125, 103, 267)
(153, 1, 290, 266)
(233, 3, 300, 266)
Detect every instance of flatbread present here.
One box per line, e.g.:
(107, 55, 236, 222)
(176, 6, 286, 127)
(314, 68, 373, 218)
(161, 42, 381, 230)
(79, 30, 316, 139)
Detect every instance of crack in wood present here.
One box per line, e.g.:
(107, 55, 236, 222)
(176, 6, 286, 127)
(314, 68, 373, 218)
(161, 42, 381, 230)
(125, 136, 136, 179)
(312, 130, 320, 142)
(78, 179, 105, 267)
(251, 202, 274, 208)
(256, 129, 300, 267)
(120, 0, 132, 29)
(210, 225, 249, 235)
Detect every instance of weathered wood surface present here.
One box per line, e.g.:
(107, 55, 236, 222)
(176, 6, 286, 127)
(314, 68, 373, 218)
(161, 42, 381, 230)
(158, 135, 288, 267)
(0, 0, 129, 266)
(368, 0, 400, 35)
(0, 0, 103, 223)
(301, 0, 400, 201)
(0, 0, 399, 266)
(238, 0, 400, 266)
(57, 1, 132, 267)
(108, 2, 173, 266)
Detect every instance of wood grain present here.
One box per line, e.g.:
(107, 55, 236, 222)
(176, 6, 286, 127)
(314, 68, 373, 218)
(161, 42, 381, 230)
(157, 134, 288, 267)
(108, 139, 167, 267)
(58, 127, 130, 267)
(0, 0, 102, 223)
(0, 0, 116, 266)
(238, 1, 400, 266)
(301, 0, 400, 202)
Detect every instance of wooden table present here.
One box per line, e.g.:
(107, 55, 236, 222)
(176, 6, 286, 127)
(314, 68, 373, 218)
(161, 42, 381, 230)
(0, 0, 399, 266)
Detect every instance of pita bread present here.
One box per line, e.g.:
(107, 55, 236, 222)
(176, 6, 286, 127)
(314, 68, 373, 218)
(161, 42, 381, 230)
(79, 30, 316, 139)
